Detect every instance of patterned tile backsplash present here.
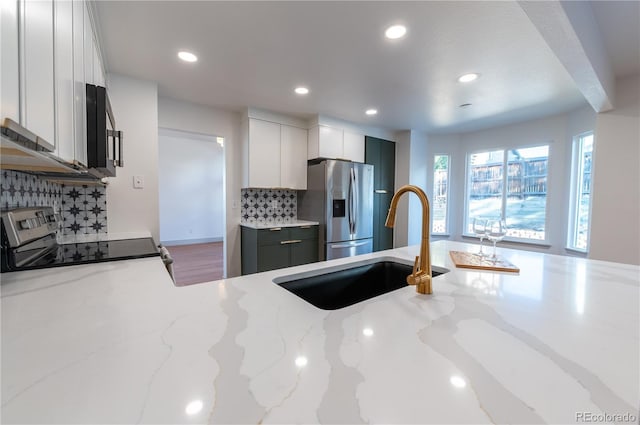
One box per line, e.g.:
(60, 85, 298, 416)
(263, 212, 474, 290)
(61, 184, 108, 235)
(241, 188, 297, 224)
(1, 170, 108, 237)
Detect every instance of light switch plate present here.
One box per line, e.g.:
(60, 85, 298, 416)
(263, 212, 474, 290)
(133, 175, 144, 189)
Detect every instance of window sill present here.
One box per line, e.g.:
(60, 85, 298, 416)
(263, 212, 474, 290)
(565, 247, 588, 254)
(462, 234, 552, 248)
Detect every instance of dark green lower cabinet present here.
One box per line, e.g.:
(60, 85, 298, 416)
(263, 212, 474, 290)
(241, 225, 319, 275)
(290, 239, 318, 267)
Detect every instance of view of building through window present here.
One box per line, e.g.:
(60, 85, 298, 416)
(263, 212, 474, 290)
(568, 133, 593, 250)
(432, 155, 449, 234)
(466, 146, 549, 240)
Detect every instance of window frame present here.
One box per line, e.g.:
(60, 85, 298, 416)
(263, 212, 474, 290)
(431, 153, 451, 235)
(463, 143, 552, 245)
(566, 131, 594, 252)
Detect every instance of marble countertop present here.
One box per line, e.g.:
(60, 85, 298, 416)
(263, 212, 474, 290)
(240, 220, 319, 229)
(1, 241, 638, 424)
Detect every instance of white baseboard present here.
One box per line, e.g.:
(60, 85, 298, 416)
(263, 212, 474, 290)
(161, 237, 223, 246)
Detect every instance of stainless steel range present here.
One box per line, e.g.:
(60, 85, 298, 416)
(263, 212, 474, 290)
(1, 207, 159, 272)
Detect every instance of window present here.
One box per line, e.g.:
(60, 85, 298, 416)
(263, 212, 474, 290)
(465, 145, 549, 241)
(567, 133, 594, 251)
(432, 155, 450, 234)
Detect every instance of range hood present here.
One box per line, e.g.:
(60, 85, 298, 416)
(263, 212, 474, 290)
(0, 118, 91, 178)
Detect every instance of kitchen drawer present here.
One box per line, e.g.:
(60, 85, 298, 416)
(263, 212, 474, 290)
(257, 227, 290, 246)
(257, 243, 290, 272)
(290, 225, 318, 241)
(290, 239, 318, 267)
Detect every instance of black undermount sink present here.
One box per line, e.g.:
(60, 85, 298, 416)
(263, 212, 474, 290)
(274, 259, 448, 310)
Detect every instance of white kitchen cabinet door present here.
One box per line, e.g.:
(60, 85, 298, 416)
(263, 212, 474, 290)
(54, 0, 74, 162)
(248, 118, 281, 188)
(317, 125, 343, 159)
(1, 0, 20, 123)
(83, 2, 93, 85)
(343, 130, 365, 163)
(72, 0, 87, 165)
(92, 35, 104, 86)
(22, 0, 56, 145)
(280, 125, 307, 190)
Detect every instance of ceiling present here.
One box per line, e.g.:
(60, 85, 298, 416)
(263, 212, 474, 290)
(95, 1, 639, 133)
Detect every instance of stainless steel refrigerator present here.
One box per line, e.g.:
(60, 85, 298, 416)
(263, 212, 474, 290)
(298, 160, 374, 260)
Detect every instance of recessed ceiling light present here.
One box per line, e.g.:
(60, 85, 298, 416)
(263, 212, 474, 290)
(385, 25, 407, 40)
(459, 103, 472, 108)
(178, 51, 198, 63)
(365, 109, 378, 116)
(458, 73, 479, 83)
(295, 87, 309, 95)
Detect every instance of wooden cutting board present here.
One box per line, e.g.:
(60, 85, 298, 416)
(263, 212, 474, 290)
(449, 251, 520, 273)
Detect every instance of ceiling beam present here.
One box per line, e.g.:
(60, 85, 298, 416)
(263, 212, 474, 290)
(518, 0, 615, 112)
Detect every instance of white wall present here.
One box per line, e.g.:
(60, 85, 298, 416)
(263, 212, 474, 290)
(158, 97, 243, 277)
(426, 133, 463, 239)
(407, 131, 429, 246)
(106, 74, 160, 241)
(590, 75, 640, 265)
(158, 128, 224, 244)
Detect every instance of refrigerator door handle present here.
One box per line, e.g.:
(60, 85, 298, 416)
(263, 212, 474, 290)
(330, 241, 369, 249)
(352, 167, 358, 235)
(348, 167, 354, 235)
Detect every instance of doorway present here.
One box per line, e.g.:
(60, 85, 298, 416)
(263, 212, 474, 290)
(158, 127, 225, 285)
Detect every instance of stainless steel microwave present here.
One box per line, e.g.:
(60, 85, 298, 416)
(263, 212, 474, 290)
(86, 83, 123, 177)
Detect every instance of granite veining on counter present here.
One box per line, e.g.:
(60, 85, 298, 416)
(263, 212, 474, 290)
(1, 242, 638, 424)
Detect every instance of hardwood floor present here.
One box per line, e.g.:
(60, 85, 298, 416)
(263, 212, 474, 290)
(164, 242, 224, 286)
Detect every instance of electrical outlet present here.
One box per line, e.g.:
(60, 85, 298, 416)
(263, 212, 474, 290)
(271, 200, 278, 209)
(133, 175, 144, 189)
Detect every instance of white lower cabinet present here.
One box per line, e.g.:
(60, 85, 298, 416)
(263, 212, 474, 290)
(244, 118, 308, 189)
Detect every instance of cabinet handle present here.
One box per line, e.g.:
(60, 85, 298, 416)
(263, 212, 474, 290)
(269, 227, 282, 231)
(298, 225, 311, 229)
(280, 239, 302, 245)
(375, 189, 388, 194)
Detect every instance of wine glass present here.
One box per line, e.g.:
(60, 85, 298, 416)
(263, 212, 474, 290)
(472, 218, 488, 256)
(486, 219, 507, 260)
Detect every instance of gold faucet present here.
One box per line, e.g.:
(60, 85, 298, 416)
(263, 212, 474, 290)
(385, 185, 433, 294)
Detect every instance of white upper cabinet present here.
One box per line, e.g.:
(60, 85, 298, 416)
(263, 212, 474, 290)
(92, 35, 104, 86)
(343, 130, 365, 163)
(1, 0, 104, 167)
(83, 2, 93, 85)
(247, 118, 281, 188)
(22, 0, 56, 146)
(243, 117, 308, 189)
(280, 125, 308, 190)
(1, 0, 20, 123)
(308, 125, 365, 162)
(72, 0, 87, 166)
(54, 0, 75, 162)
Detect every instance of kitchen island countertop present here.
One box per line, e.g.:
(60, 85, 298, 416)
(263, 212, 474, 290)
(1, 241, 638, 424)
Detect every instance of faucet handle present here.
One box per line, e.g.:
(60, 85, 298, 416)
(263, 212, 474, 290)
(413, 255, 420, 274)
